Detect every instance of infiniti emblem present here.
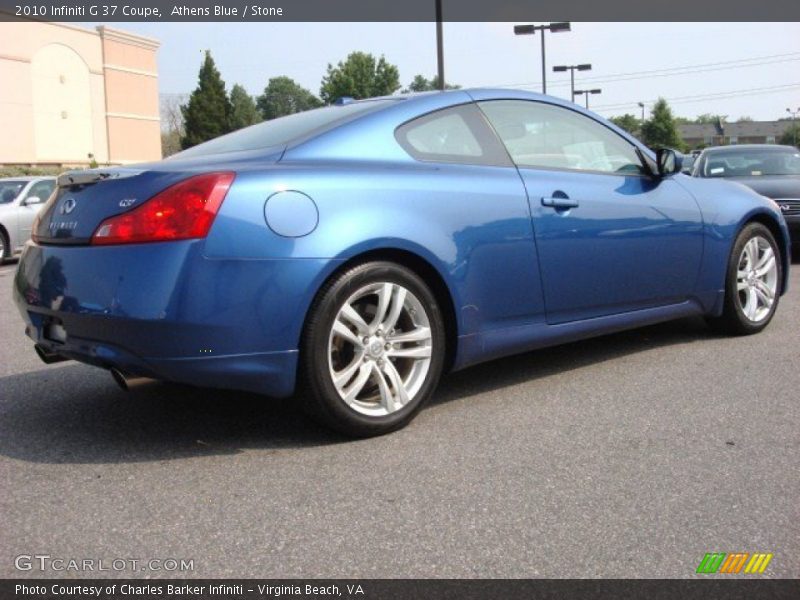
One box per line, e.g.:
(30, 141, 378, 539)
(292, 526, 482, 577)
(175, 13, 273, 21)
(60, 197, 77, 215)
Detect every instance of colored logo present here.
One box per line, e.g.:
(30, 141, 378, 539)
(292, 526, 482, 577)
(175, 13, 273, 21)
(696, 552, 773, 574)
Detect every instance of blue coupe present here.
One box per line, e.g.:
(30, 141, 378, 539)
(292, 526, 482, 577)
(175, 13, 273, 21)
(13, 89, 791, 436)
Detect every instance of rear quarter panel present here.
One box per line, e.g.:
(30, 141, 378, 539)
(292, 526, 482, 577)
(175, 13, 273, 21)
(203, 160, 544, 348)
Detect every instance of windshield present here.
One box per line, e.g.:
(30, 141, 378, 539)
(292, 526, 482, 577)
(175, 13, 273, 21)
(173, 99, 397, 159)
(0, 180, 26, 204)
(702, 148, 800, 177)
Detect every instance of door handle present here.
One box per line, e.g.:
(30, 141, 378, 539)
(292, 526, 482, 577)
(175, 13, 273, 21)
(541, 195, 579, 209)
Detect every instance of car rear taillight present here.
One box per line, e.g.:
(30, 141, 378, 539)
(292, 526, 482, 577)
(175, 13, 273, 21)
(91, 172, 235, 245)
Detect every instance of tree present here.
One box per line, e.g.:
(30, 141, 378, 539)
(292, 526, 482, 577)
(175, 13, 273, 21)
(229, 84, 261, 130)
(319, 51, 401, 104)
(736, 116, 754, 122)
(402, 74, 461, 93)
(257, 76, 322, 120)
(780, 124, 800, 149)
(609, 114, 641, 137)
(160, 93, 188, 157)
(694, 113, 727, 125)
(181, 51, 232, 149)
(641, 98, 686, 151)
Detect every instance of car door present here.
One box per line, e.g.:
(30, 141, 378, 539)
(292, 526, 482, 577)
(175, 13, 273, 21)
(393, 102, 546, 336)
(17, 179, 54, 247)
(478, 99, 703, 325)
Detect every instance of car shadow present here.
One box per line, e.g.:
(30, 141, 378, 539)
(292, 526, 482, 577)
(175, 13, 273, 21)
(0, 315, 717, 465)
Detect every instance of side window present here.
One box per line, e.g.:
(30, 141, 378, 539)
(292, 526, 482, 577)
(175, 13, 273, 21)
(26, 180, 56, 202)
(478, 100, 645, 175)
(395, 104, 511, 167)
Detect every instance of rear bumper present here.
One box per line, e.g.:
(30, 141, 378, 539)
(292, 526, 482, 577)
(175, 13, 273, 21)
(13, 240, 338, 397)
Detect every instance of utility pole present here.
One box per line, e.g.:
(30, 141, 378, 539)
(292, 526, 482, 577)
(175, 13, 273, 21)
(435, 0, 445, 90)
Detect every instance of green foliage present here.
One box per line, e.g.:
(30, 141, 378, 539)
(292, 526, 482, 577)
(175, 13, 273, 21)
(403, 74, 460, 93)
(181, 51, 232, 149)
(694, 113, 727, 125)
(229, 84, 262, 130)
(256, 76, 322, 120)
(609, 114, 641, 137)
(319, 51, 401, 104)
(641, 98, 687, 151)
(780, 124, 800, 148)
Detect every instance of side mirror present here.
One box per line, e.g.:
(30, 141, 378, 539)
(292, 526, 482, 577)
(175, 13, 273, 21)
(656, 148, 684, 177)
(23, 196, 42, 206)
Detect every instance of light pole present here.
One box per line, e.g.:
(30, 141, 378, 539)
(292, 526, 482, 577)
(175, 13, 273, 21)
(638, 101, 646, 123)
(513, 22, 571, 95)
(574, 89, 602, 110)
(553, 63, 591, 103)
(788, 107, 800, 147)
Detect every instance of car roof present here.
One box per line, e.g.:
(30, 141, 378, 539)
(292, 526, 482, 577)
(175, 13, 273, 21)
(701, 144, 797, 154)
(286, 87, 649, 161)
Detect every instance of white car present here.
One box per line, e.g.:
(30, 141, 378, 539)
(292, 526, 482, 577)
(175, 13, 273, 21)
(0, 176, 56, 263)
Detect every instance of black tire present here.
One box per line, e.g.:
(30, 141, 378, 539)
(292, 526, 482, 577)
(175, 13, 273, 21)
(707, 222, 782, 335)
(0, 228, 9, 264)
(299, 261, 446, 437)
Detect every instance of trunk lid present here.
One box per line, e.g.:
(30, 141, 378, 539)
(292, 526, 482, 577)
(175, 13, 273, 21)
(34, 147, 284, 245)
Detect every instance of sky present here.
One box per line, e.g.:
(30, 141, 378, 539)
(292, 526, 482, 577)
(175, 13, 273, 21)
(90, 21, 800, 121)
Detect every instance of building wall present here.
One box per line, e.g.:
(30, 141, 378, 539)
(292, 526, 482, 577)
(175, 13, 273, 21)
(0, 19, 160, 166)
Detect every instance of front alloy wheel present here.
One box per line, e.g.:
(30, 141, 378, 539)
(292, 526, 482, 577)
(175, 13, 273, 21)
(709, 222, 782, 335)
(301, 262, 445, 437)
(735, 235, 778, 323)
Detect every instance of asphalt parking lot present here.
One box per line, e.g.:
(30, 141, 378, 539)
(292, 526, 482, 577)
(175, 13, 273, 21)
(0, 259, 798, 579)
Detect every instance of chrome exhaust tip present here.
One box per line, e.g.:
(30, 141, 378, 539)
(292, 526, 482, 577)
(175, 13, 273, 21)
(34, 344, 70, 365)
(110, 368, 157, 391)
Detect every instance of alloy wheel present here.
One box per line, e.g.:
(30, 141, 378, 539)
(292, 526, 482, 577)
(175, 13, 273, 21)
(327, 282, 433, 417)
(736, 235, 778, 323)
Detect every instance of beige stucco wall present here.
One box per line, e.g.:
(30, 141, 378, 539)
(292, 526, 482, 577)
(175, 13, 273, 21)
(0, 19, 160, 166)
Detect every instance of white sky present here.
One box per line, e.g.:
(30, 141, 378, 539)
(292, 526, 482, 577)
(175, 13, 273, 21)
(94, 21, 800, 120)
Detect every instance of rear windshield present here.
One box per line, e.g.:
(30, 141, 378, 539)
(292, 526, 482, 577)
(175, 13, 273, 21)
(173, 99, 396, 159)
(0, 180, 26, 204)
(702, 148, 800, 177)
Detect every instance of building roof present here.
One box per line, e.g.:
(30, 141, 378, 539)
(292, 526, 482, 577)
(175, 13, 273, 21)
(679, 120, 794, 139)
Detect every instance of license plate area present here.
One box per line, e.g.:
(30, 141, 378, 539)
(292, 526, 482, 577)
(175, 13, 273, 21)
(43, 320, 68, 344)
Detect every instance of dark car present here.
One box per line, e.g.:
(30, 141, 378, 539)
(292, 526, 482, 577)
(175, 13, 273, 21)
(693, 144, 800, 255)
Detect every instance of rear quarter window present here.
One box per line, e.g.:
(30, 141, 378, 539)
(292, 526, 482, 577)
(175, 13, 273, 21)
(395, 104, 512, 167)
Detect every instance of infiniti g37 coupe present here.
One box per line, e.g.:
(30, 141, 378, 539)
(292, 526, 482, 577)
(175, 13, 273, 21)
(13, 90, 790, 436)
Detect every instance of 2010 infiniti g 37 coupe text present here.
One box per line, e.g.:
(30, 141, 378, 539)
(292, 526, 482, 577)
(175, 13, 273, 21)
(13, 89, 790, 436)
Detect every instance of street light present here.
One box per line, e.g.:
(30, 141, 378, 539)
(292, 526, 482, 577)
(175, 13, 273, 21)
(788, 107, 800, 147)
(513, 22, 571, 94)
(553, 63, 591, 103)
(574, 89, 602, 109)
(638, 101, 646, 123)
